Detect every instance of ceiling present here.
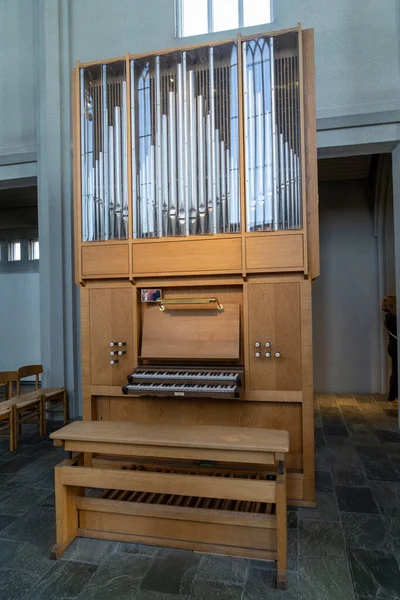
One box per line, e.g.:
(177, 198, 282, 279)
(0, 186, 37, 209)
(318, 155, 373, 182)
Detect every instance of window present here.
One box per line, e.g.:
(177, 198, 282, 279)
(29, 240, 40, 260)
(8, 241, 21, 261)
(177, 0, 272, 37)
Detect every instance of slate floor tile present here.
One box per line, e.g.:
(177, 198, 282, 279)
(190, 580, 243, 600)
(0, 455, 37, 475)
(251, 531, 298, 573)
(77, 553, 150, 600)
(1, 506, 56, 552)
(196, 555, 248, 584)
(0, 539, 23, 568)
(316, 470, 334, 492)
(133, 592, 189, 600)
(356, 445, 387, 463)
(21, 440, 55, 458)
(0, 485, 50, 515)
(348, 548, 400, 599)
(332, 466, 367, 487)
(335, 486, 378, 514)
(3, 542, 54, 577)
(369, 481, 400, 517)
(382, 442, 400, 460)
(61, 537, 118, 565)
(243, 568, 298, 599)
(116, 541, 159, 557)
(0, 513, 17, 532)
(27, 560, 98, 600)
(141, 549, 200, 595)
(287, 510, 298, 529)
(323, 423, 349, 436)
(375, 429, 400, 443)
(298, 492, 340, 521)
(315, 447, 331, 471)
(0, 569, 41, 600)
(341, 513, 391, 551)
(363, 460, 399, 482)
(299, 557, 355, 600)
(299, 520, 346, 558)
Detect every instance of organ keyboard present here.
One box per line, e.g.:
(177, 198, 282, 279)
(122, 367, 243, 399)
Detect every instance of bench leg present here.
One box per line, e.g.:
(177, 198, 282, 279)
(63, 389, 68, 424)
(52, 465, 82, 559)
(276, 469, 287, 590)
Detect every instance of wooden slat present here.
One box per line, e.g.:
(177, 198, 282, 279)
(64, 441, 276, 465)
(81, 243, 130, 278)
(61, 466, 277, 503)
(51, 421, 290, 453)
(76, 497, 276, 529)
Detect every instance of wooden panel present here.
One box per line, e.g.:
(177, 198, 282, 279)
(141, 303, 240, 360)
(80, 528, 276, 561)
(303, 29, 320, 280)
(245, 234, 304, 271)
(76, 497, 276, 529)
(79, 512, 276, 553)
(247, 283, 302, 391)
(82, 244, 129, 278)
(96, 397, 110, 421)
(89, 288, 134, 386)
(106, 397, 303, 470)
(132, 237, 242, 276)
(52, 421, 289, 454)
(61, 466, 277, 502)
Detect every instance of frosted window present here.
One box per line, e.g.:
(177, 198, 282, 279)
(213, 0, 238, 32)
(181, 0, 208, 37)
(243, 0, 272, 27)
(8, 242, 21, 261)
(29, 240, 39, 260)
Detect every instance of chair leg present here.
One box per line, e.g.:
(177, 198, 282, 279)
(63, 389, 68, 424)
(8, 415, 14, 452)
(12, 408, 18, 451)
(40, 398, 46, 436)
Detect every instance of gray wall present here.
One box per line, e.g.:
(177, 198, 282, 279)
(0, 0, 36, 158)
(71, 0, 400, 120)
(0, 272, 41, 372)
(313, 179, 382, 394)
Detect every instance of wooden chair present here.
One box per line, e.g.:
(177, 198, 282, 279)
(0, 371, 17, 402)
(13, 391, 45, 447)
(0, 402, 16, 451)
(17, 365, 68, 425)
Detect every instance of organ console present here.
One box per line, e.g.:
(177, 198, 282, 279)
(71, 23, 320, 569)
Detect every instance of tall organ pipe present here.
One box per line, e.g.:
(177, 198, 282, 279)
(168, 91, 177, 236)
(130, 61, 137, 238)
(189, 71, 197, 234)
(155, 57, 162, 237)
(270, 38, 279, 230)
(102, 65, 109, 240)
(80, 70, 87, 241)
(197, 95, 206, 234)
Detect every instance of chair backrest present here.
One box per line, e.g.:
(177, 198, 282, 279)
(17, 365, 43, 394)
(0, 371, 18, 400)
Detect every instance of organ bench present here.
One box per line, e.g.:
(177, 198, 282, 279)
(51, 421, 289, 589)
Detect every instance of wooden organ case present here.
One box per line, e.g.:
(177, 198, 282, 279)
(73, 24, 319, 556)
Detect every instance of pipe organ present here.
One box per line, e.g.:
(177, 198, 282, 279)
(73, 24, 319, 560)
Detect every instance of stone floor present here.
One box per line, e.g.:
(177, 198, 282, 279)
(0, 394, 400, 599)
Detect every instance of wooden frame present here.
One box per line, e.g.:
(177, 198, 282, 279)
(72, 24, 318, 283)
(51, 421, 289, 588)
(69, 22, 319, 584)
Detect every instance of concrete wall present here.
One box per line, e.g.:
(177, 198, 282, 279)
(0, 272, 41, 372)
(71, 0, 399, 120)
(0, 0, 36, 158)
(313, 179, 381, 393)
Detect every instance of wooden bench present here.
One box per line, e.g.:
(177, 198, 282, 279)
(0, 391, 45, 451)
(51, 421, 289, 589)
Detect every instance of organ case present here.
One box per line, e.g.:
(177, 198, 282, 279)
(74, 23, 319, 506)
